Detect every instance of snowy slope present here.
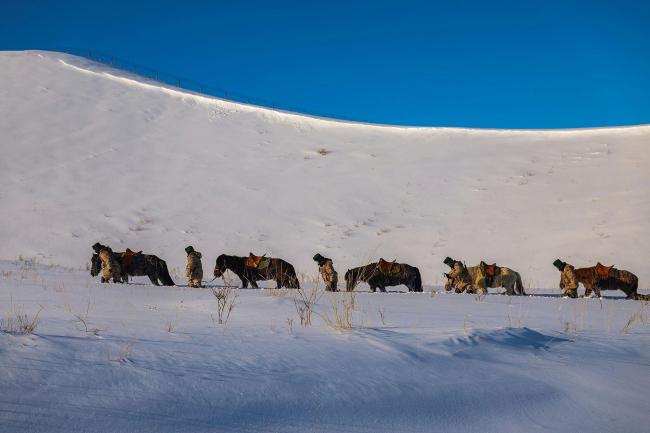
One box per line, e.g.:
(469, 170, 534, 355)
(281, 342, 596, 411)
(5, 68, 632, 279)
(1, 50, 649, 287)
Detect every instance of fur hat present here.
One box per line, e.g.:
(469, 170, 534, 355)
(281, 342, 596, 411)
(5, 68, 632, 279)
(92, 242, 103, 253)
(443, 256, 456, 267)
(185, 245, 195, 255)
(553, 259, 566, 271)
(313, 253, 326, 263)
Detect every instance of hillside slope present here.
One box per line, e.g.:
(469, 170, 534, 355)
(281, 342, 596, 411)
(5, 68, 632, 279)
(0, 50, 649, 287)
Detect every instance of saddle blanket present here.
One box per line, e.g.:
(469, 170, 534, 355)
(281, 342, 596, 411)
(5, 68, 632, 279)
(247, 254, 271, 270)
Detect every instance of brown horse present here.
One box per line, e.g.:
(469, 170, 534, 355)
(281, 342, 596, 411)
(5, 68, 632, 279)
(213, 254, 300, 289)
(575, 263, 646, 300)
(344, 259, 423, 292)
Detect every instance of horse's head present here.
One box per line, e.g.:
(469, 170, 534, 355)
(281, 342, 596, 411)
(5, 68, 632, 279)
(90, 253, 101, 277)
(443, 256, 456, 268)
(214, 254, 227, 278)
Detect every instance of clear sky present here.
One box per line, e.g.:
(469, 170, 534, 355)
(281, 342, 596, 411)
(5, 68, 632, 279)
(2, 0, 649, 128)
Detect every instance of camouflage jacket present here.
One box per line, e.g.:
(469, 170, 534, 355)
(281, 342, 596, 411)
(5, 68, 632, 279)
(448, 262, 472, 287)
(560, 264, 578, 290)
(318, 259, 338, 284)
(186, 251, 203, 280)
(99, 248, 120, 273)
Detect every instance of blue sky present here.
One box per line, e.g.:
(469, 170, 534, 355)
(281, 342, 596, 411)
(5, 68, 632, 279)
(2, 0, 649, 128)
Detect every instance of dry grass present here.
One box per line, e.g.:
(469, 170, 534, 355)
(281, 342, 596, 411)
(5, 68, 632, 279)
(265, 288, 291, 297)
(66, 299, 100, 335)
(621, 301, 648, 334)
(210, 286, 238, 325)
(109, 342, 134, 364)
(378, 307, 387, 325)
(0, 303, 43, 335)
(293, 287, 323, 326)
(323, 292, 357, 331)
(297, 272, 320, 285)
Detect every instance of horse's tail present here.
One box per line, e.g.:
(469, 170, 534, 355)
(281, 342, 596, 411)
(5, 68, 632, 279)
(285, 262, 300, 289)
(412, 267, 423, 292)
(515, 272, 526, 296)
(157, 259, 175, 286)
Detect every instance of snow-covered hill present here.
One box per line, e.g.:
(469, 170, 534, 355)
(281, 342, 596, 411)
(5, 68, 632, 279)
(1, 50, 649, 287)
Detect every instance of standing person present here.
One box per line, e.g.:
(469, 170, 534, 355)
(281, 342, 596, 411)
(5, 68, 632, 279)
(185, 246, 203, 288)
(553, 259, 578, 298)
(313, 253, 338, 291)
(92, 242, 122, 283)
(443, 256, 473, 293)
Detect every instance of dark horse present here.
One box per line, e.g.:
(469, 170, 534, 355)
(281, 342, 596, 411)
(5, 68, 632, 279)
(91, 252, 175, 286)
(213, 254, 300, 289)
(575, 262, 646, 300)
(345, 260, 422, 292)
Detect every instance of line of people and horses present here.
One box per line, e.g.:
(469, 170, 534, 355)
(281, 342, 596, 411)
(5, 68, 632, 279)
(90, 242, 648, 301)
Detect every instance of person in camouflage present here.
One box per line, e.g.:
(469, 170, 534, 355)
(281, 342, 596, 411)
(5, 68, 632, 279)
(185, 246, 203, 288)
(443, 256, 474, 293)
(92, 242, 122, 283)
(553, 259, 578, 298)
(313, 253, 338, 291)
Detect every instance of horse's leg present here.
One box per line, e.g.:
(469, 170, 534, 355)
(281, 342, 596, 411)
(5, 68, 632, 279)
(593, 285, 602, 298)
(147, 273, 159, 286)
(583, 284, 593, 298)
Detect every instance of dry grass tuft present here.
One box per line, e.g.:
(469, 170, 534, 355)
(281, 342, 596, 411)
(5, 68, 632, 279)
(66, 299, 100, 335)
(621, 301, 648, 334)
(293, 287, 323, 326)
(210, 287, 238, 325)
(323, 292, 356, 331)
(265, 288, 291, 297)
(0, 303, 43, 335)
(109, 342, 135, 364)
(378, 307, 387, 325)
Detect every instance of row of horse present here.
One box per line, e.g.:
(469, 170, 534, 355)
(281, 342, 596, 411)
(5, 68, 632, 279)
(91, 251, 646, 299)
(91, 252, 422, 292)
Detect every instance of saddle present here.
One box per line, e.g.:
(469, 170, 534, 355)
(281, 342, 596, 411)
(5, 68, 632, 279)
(480, 261, 499, 278)
(122, 248, 142, 273)
(378, 258, 401, 276)
(247, 253, 271, 270)
(595, 262, 613, 279)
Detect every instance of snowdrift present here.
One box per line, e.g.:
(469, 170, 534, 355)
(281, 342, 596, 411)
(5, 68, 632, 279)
(1, 50, 649, 287)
